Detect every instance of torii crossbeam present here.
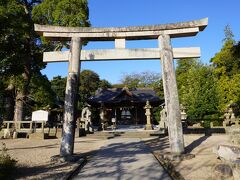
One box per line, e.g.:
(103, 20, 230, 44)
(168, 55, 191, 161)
(35, 18, 208, 157)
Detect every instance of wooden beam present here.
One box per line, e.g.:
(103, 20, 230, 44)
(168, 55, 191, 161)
(43, 47, 200, 62)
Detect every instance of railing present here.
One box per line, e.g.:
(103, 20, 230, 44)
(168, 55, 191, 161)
(2, 120, 46, 133)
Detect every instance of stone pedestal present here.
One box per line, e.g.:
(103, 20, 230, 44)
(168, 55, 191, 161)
(13, 131, 18, 139)
(145, 124, 153, 130)
(3, 129, 11, 139)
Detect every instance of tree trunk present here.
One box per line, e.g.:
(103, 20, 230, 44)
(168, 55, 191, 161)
(13, 66, 30, 122)
(13, 1, 32, 122)
(13, 91, 24, 121)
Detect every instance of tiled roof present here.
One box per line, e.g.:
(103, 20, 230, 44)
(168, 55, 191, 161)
(87, 87, 162, 107)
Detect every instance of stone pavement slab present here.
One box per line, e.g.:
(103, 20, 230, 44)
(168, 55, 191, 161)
(74, 138, 171, 180)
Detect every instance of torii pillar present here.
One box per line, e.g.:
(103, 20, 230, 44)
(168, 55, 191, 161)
(60, 37, 81, 156)
(159, 35, 184, 154)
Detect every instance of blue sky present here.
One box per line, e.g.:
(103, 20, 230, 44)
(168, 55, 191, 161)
(41, 0, 240, 84)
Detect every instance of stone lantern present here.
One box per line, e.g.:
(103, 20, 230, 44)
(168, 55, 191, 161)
(144, 100, 153, 130)
(180, 104, 187, 128)
(180, 104, 187, 120)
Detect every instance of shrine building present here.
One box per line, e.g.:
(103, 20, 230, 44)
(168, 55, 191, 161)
(87, 87, 163, 126)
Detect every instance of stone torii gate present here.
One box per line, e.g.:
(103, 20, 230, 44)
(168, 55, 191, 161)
(35, 18, 208, 157)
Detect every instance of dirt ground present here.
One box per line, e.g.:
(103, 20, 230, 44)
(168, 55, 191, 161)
(145, 134, 233, 180)
(0, 137, 108, 179)
(0, 134, 234, 179)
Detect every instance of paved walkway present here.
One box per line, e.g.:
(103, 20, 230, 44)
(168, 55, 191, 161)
(74, 138, 172, 180)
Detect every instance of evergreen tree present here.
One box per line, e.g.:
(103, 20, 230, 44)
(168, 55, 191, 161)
(0, 0, 90, 121)
(176, 59, 218, 119)
(50, 76, 67, 102)
(211, 25, 240, 112)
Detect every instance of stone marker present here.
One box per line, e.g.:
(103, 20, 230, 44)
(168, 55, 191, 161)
(214, 145, 240, 162)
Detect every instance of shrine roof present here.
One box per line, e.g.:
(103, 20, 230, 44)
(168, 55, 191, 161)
(87, 87, 162, 107)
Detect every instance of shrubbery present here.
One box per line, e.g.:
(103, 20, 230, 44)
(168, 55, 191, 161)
(0, 143, 17, 179)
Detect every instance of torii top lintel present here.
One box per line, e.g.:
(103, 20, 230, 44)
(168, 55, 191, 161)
(34, 18, 208, 41)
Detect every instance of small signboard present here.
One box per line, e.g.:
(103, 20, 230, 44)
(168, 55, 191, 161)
(111, 118, 116, 123)
(32, 110, 48, 122)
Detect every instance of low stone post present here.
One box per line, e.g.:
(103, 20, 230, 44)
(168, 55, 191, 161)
(159, 107, 167, 129)
(144, 100, 153, 130)
(159, 35, 184, 155)
(30, 121, 33, 132)
(100, 105, 107, 130)
(60, 37, 81, 157)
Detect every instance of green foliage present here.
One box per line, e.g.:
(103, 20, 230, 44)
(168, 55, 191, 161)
(0, 0, 46, 121)
(211, 25, 240, 113)
(77, 70, 112, 124)
(112, 84, 125, 88)
(211, 40, 240, 77)
(32, 0, 90, 48)
(0, 0, 35, 76)
(176, 58, 197, 103)
(215, 74, 240, 112)
(79, 70, 100, 109)
(99, 79, 112, 89)
(0, 0, 91, 121)
(29, 72, 56, 110)
(50, 76, 67, 101)
(175, 26, 240, 120)
(176, 59, 218, 119)
(79, 70, 100, 95)
(0, 143, 17, 179)
(152, 106, 161, 124)
(32, 0, 90, 27)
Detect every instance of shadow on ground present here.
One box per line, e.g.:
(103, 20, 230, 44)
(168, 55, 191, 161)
(185, 135, 210, 153)
(75, 139, 171, 180)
